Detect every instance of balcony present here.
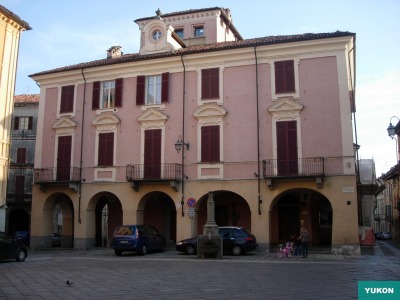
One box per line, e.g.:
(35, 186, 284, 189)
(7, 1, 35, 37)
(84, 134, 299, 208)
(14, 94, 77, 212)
(262, 157, 324, 189)
(34, 167, 81, 191)
(126, 163, 182, 192)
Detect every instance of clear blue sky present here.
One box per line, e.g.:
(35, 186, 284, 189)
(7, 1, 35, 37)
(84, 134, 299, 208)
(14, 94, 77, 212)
(4, 0, 400, 176)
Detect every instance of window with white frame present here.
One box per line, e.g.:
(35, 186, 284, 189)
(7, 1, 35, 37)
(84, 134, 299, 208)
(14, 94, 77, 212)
(146, 75, 162, 105)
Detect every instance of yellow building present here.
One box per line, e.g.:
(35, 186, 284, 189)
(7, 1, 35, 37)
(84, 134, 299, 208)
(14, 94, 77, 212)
(0, 5, 31, 230)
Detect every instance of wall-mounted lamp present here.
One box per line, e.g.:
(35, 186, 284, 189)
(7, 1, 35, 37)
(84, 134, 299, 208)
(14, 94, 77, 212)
(387, 116, 400, 139)
(175, 135, 189, 153)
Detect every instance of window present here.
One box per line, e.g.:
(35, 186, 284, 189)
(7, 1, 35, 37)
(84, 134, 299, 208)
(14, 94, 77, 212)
(13, 116, 33, 130)
(194, 26, 204, 37)
(276, 121, 298, 175)
(201, 68, 219, 100)
(275, 60, 295, 93)
(92, 79, 123, 110)
(136, 73, 169, 105)
(201, 125, 220, 163)
(15, 176, 25, 201)
(152, 30, 162, 41)
(16, 148, 26, 164)
(175, 29, 184, 39)
(60, 85, 74, 113)
(98, 132, 114, 166)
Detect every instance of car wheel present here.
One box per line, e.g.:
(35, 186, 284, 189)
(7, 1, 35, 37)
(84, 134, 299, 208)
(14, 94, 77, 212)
(114, 249, 122, 256)
(140, 245, 147, 256)
(185, 244, 196, 255)
(16, 250, 26, 262)
(231, 245, 242, 256)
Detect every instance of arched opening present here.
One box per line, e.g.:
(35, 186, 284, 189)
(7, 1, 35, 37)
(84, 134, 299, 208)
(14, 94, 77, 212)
(94, 193, 122, 247)
(196, 191, 251, 235)
(270, 188, 332, 248)
(8, 209, 30, 236)
(137, 192, 176, 246)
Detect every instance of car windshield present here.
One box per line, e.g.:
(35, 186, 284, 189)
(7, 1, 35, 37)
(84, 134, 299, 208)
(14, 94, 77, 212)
(114, 226, 134, 236)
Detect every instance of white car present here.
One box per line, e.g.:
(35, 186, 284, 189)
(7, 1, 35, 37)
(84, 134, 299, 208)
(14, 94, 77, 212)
(381, 232, 392, 240)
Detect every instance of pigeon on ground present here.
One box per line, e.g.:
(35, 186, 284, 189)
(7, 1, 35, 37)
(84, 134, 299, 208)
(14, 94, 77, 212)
(66, 280, 74, 287)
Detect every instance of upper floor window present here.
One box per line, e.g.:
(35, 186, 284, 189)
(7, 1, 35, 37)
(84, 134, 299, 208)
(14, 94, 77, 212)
(13, 116, 33, 130)
(175, 29, 184, 39)
(60, 85, 74, 113)
(275, 60, 295, 93)
(92, 79, 123, 110)
(201, 125, 220, 163)
(98, 132, 114, 167)
(201, 68, 219, 100)
(136, 73, 169, 105)
(16, 148, 27, 164)
(194, 26, 204, 37)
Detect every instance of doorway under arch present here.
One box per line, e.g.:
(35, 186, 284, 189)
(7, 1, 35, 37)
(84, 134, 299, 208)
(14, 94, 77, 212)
(196, 191, 251, 235)
(8, 208, 30, 235)
(270, 188, 332, 246)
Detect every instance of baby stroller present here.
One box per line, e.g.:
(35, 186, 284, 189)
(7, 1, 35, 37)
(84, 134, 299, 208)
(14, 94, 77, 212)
(276, 241, 294, 258)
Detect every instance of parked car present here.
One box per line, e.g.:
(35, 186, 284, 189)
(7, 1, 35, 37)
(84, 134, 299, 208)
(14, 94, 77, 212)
(0, 231, 28, 262)
(381, 232, 392, 240)
(176, 226, 258, 256)
(112, 225, 165, 256)
(374, 232, 382, 240)
(14, 231, 30, 246)
(52, 233, 62, 247)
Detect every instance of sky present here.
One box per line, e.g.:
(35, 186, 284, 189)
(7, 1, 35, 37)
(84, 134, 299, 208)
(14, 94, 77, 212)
(3, 0, 400, 176)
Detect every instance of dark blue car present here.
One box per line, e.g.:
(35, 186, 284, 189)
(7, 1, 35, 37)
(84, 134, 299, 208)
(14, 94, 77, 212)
(14, 231, 30, 247)
(112, 225, 165, 256)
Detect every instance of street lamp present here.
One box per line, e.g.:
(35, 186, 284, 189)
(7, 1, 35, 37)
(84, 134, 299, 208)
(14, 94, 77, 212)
(387, 116, 400, 139)
(175, 135, 189, 153)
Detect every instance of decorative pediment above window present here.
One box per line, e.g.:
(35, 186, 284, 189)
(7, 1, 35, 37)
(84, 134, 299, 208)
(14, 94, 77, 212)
(92, 113, 120, 131)
(52, 116, 77, 134)
(193, 103, 227, 125)
(138, 108, 168, 127)
(268, 97, 303, 120)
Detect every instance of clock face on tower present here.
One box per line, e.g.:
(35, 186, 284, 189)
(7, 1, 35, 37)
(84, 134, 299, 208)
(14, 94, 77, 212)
(152, 30, 162, 41)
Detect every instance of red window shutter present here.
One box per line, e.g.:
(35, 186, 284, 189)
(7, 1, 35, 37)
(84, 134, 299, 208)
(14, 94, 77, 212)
(161, 72, 169, 103)
(98, 132, 114, 166)
(92, 81, 100, 110)
(14, 117, 19, 130)
(276, 121, 298, 175)
(144, 129, 161, 178)
(57, 135, 72, 181)
(115, 78, 123, 107)
(275, 60, 295, 93)
(28, 117, 33, 130)
(60, 85, 74, 113)
(201, 68, 219, 99)
(201, 125, 220, 162)
(136, 76, 145, 105)
(17, 148, 27, 163)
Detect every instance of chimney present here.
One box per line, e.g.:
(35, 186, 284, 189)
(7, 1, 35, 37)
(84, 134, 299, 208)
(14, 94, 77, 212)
(107, 46, 122, 59)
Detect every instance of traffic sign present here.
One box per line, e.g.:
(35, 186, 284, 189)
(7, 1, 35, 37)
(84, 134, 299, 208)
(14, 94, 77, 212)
(187, 197, 196, 207)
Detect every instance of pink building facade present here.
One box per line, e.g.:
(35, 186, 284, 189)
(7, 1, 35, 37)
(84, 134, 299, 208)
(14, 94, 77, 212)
(30, 7, 359, 254)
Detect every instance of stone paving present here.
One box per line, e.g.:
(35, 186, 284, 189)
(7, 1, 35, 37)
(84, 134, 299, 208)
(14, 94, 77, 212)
(0, 240, 399, 299)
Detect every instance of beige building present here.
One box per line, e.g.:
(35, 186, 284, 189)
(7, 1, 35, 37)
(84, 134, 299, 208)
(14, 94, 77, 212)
(0, 5, 31, 231)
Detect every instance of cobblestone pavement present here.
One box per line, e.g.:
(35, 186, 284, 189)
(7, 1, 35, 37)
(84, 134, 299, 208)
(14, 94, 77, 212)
(0, 240, 399, 299)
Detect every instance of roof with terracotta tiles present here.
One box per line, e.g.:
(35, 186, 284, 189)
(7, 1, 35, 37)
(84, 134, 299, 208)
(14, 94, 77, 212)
(14, 94, 40, 103)
(30, 31, 355, 78)
(0, 5, 32, 30)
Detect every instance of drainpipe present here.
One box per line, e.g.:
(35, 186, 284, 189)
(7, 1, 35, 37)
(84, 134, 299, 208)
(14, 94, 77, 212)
(254, 46, 262, 215)
(78, 68, 87, 224)
(180, 55, 186, 217)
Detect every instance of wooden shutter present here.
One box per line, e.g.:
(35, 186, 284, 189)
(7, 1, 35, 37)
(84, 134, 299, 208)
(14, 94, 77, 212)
(144, 129, 161, 178)
(56, 135, 72, 181)
(15, 176, 25, 201)
(161, 72, 169, 103)
(201, 125, 220, 162)
(115, 78, 123, 107)
(60, 85, 74, 113)
(17, 148, 26, 164)
(136, 76, 145, 105)
(14, 117, 19, 130)
(275, 60, 295, 93)
(276, 121, 298, 175)
(92, 81, 100, 110)
(28, 117, 33, 130)
(201, 68, 219, 99)
(98, 132, 114, 166)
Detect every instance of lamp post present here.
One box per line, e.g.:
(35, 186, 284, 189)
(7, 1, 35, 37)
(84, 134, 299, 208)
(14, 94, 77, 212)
(175, 135, 190, 153)
(175, 135, 190, 217)
(387, 116, 400, 162)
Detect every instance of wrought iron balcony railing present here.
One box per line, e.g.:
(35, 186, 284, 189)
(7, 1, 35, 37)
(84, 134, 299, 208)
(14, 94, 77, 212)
(126, 163, 182, 181)
(34, 167, 81, 184)
(263, 157, 325, 178)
